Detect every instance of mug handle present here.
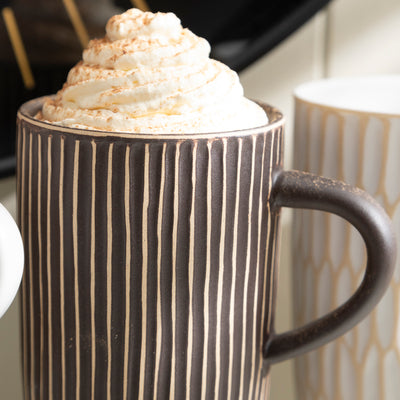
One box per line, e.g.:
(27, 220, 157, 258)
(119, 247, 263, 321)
(264, 170, 396, 364)
(0, 203, 24, 318)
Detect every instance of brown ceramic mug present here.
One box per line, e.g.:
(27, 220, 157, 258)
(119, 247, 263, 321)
(16, 97, 395, 400)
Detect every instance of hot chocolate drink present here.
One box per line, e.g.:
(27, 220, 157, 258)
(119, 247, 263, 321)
(17, 8, 395, 400)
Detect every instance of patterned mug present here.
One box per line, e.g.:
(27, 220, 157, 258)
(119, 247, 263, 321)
(292, 76, 400, 400)
(16, 97, 395, 400)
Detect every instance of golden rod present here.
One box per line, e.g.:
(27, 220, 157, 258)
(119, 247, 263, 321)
(130, 0, 151, 12)
(2, 7, 35, 89)
(62, 0, 90, 49)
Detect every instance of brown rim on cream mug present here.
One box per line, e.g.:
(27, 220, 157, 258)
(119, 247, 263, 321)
(17, 97, 395, 400)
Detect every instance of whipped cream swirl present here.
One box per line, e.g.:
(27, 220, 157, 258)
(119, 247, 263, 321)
(40, 9, 268, 133)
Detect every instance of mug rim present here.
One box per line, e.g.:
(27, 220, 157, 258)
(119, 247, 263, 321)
(294, 75, 400, 118)
(18, 96, 285, 140)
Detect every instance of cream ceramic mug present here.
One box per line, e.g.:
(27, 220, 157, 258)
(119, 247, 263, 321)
(292, 75, 400, 400)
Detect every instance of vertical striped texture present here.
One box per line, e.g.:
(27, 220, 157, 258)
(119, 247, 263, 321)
(17, 117, 283, 400)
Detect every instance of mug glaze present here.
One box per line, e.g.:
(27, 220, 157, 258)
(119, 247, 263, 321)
(16, 97, 395, 400)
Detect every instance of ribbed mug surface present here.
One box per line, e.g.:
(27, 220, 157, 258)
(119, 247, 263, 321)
(17, 99, 283, 400)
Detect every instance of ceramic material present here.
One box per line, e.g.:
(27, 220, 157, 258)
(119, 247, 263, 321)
(292, 76, 400, 400)
(16, 97, 395, 400)
(0, 202, 24, 318)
